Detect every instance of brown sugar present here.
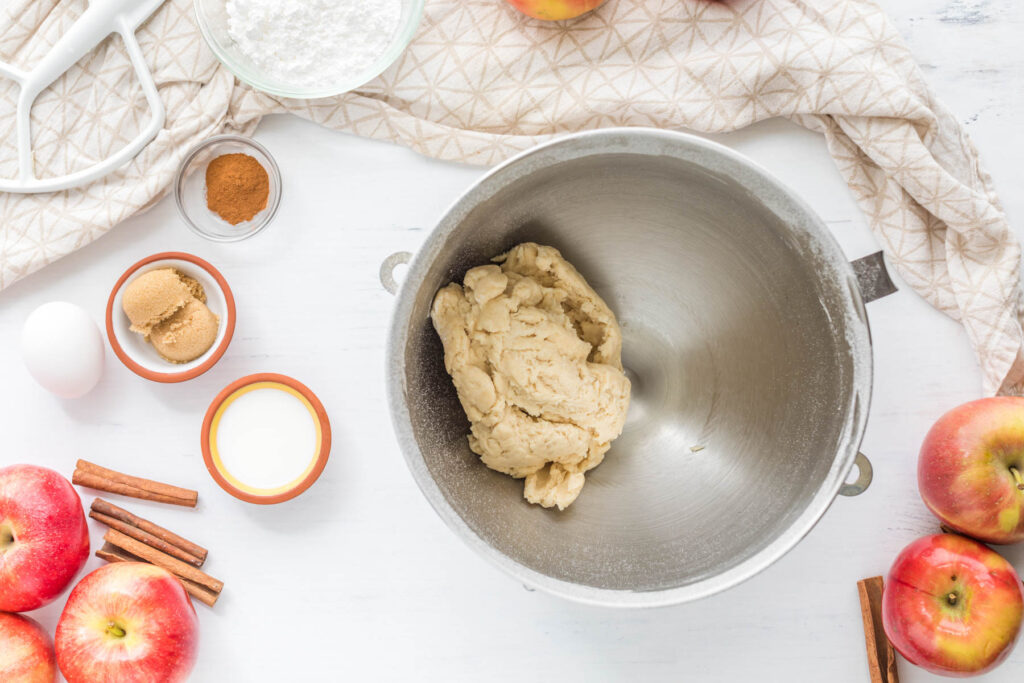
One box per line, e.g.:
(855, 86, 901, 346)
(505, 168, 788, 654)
(205, 153, 269, 225)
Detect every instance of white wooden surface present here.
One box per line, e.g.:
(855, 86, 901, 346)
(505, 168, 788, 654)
(2, 2, 1023, 680)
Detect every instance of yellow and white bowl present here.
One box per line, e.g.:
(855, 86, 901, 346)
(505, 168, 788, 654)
(202, 373, 331, 504)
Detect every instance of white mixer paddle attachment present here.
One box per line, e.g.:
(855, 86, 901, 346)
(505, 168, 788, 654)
(0, 0, 167, 193)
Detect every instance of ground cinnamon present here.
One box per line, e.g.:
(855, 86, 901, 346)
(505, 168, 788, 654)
(205, 153, 269, 225)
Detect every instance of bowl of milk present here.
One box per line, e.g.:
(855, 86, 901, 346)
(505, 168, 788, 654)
(202, 373, 331, 503)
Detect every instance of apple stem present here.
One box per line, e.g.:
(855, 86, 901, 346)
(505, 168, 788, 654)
(105, 622, 126, 639)
(948, 592, 958, 606)
(1011, 467, 1024, 491)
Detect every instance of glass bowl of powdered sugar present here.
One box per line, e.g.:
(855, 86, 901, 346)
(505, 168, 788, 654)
(195, 0, 424, 98)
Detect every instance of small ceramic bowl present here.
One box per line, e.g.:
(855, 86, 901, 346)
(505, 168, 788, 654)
(201, 373, 331, 504)
(106, 252, 236, 382)
(175, 135, 281, 242)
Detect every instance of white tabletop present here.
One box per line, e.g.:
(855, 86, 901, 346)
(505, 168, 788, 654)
(2, 2, 1023, 680)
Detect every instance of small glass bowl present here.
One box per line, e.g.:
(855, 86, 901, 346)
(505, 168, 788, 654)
(174, 135, 281, 242)
(194, 0, 424, 99)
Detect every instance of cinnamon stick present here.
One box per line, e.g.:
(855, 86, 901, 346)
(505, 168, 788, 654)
(73, 460, 197, 507)
(857, 576, 899, 683)
(91, 498, 207, 563)
(90, 511, 203, 567)
(96, 541, 140, 564)
(73, 472, 190, 506)
(96, 543, 218, 607)
(105, 529, 223, 594)
(175, 578, 220, 608)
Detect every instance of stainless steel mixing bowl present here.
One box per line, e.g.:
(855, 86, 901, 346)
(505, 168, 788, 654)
(384, 128, 888, 606)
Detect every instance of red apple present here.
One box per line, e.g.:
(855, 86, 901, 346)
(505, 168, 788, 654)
(56, 562, 198, 683)
(882, 533, 1023, 676)
(504, 0, 604, 21)
(919, 397, 1024, 544)
(0, 465, 89, 612)
(0, 612, 57, 682)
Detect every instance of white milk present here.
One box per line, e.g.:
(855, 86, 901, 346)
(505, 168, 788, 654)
(215, 386, 317, 490)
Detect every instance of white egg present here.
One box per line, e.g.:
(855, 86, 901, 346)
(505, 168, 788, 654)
(21, 302, 104, 399)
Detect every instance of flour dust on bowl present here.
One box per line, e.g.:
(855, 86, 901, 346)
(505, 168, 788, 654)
(386, 129, 885, 607)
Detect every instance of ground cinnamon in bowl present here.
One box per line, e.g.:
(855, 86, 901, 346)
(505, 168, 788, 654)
(205, 153, 269, 225)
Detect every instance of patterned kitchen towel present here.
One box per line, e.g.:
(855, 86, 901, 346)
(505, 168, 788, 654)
(1, 0, 1021, 393)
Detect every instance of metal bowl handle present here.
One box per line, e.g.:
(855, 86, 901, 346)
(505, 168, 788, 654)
(382, 251, 897, 299)
(839, 452, 873, 497)
(851, 251, 896, 304)
(380, 251, 412, 295)
(382, 248, 880, 498)
(839, 252, 890, 498)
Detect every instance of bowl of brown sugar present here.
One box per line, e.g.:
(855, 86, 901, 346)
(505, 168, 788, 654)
(175, 134, 281, 242)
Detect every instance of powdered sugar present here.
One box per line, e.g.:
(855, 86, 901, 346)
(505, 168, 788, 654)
(226, 0, 402, 90)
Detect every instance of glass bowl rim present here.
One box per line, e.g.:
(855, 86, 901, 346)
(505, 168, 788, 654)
(193, 0, 426, 99)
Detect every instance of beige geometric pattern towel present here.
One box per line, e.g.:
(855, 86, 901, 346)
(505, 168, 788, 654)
(1, 0, 1021, 393)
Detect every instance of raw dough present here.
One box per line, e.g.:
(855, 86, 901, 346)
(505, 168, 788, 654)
(431, 243, 631, 510)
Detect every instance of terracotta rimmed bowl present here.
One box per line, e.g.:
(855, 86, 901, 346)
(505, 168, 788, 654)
(106, 252, 236, 383)
(201, 373, 331, 504)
